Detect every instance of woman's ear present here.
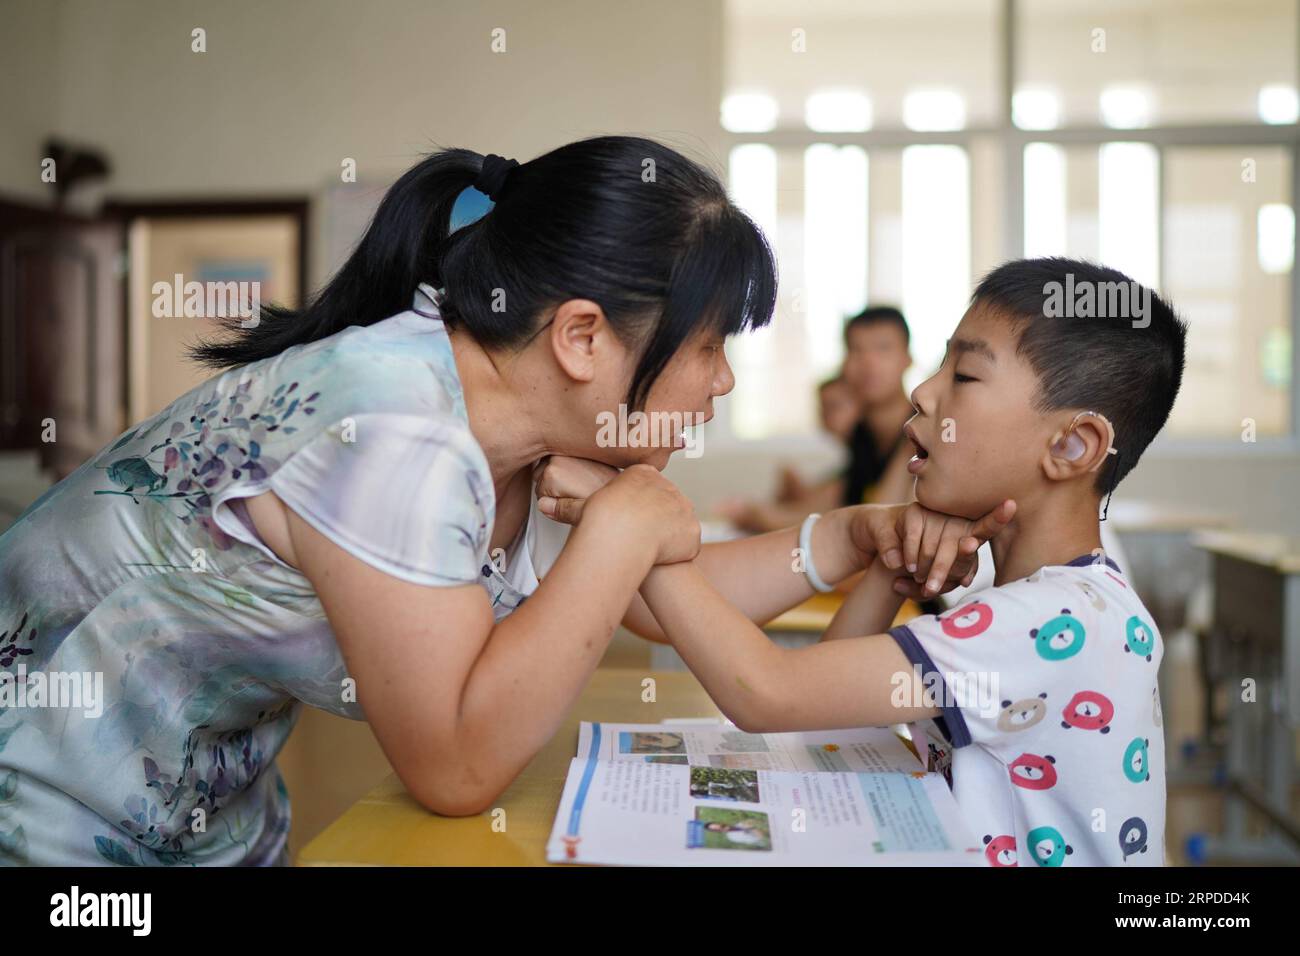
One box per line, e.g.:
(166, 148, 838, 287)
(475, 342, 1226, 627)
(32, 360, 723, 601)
(1043, 414, 1113, 481)
(547, 298, 609, 385)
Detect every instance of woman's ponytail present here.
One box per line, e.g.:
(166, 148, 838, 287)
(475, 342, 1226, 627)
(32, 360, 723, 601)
(190, 147, 481, 368)
(193, 136, 777, 410)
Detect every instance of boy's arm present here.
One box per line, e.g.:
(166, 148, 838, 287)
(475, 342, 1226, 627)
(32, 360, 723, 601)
(821, 556, 908, 642)
(640, 561, 939, 733)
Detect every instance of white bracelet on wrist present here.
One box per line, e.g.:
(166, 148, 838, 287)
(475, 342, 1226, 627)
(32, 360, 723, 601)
(799, 512, 835, 593)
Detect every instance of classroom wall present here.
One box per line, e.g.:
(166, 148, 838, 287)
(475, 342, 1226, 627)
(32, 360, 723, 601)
(0, 1, 61, 201)
(26, 0, 727, 286)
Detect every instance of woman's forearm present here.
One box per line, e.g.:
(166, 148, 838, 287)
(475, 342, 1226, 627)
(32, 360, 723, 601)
(624, 506, 871, 641)
(451, 520, 656, 802)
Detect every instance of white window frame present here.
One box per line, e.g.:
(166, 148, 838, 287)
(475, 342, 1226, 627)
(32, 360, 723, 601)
(718, 0, 1300, 457)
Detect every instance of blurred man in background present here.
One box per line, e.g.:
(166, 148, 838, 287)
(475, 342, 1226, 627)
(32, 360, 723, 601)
(719, 306, 914, 533)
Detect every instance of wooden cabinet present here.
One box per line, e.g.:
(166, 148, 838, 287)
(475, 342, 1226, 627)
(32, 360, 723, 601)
(0, 198, 307, 480)
(0, 199, 126, 479)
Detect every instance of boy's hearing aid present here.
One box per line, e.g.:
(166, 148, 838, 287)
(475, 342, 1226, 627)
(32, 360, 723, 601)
(1051, 410, 1119, 473)
(1052, 431, 1088, 460)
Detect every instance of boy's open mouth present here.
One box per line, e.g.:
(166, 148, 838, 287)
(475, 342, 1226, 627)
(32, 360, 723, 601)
(905, 423, 929, 475)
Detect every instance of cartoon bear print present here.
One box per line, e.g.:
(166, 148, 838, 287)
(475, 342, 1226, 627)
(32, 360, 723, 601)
(1123, 615, 1156, 662)
(983, 834, 1017, 867)
(940, 601, 994, 639)
(996, 693, 1049, 733)
(1026, 825, 1073, 867)
(1030, 609, 1085, 661)
(1008, 753, 1058, 791)
(1060, 690, 1114, 733)
(1122, 737, 1151, 783)
(1119, 816, 1149, 860)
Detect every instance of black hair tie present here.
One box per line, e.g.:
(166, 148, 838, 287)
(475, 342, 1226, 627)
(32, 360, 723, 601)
(474, 153, 519, 202)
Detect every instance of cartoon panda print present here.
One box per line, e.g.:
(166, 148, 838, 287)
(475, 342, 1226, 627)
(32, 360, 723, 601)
(1030, 609, 1085, 661)
(940, 601, 994, 639)
(1123, 615, 1156, 662)
(1119, 816, 1149, 860)
(1122, 737, 1151, 783)
(1008, 753, 1058, 791)
(1026, 825, 1073, 866)
(983, 834, 1017, 867)
(1060, 690, 1114, 733)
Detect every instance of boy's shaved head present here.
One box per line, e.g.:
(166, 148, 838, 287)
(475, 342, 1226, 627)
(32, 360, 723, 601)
(971, 257, 1187, 490)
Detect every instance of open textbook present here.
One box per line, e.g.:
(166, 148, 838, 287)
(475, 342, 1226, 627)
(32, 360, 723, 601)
(546, 721, 983, 866)
(574, 720, 923, 771)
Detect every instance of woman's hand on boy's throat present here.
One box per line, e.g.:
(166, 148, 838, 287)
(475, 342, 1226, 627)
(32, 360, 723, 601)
(844, 498, 1016, 598)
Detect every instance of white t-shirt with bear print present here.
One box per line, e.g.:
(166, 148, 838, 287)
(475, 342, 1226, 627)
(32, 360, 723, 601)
(890, 554, 1165, 867)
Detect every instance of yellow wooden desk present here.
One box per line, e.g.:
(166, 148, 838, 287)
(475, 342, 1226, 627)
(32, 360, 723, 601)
(298, 669, 726, 866)
(766, 591, 922, 634)
(766, 591, 845, 631)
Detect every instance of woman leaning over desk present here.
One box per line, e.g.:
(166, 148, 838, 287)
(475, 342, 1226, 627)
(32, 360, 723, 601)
(0, 136, 1006, 865)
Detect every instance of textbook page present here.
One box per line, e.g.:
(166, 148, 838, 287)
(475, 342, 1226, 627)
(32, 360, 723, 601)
(546, 757, 982, 866)
(574, 721, 923, 773)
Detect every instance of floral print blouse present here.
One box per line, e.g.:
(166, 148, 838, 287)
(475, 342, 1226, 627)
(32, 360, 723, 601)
(0, 285, 541, 865)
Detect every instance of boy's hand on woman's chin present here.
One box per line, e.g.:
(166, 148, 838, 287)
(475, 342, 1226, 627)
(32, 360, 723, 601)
(847, 499, 1017, 600)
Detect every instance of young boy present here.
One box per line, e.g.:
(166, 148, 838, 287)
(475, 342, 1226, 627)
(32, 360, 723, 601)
(640, 258, 1186, 867)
